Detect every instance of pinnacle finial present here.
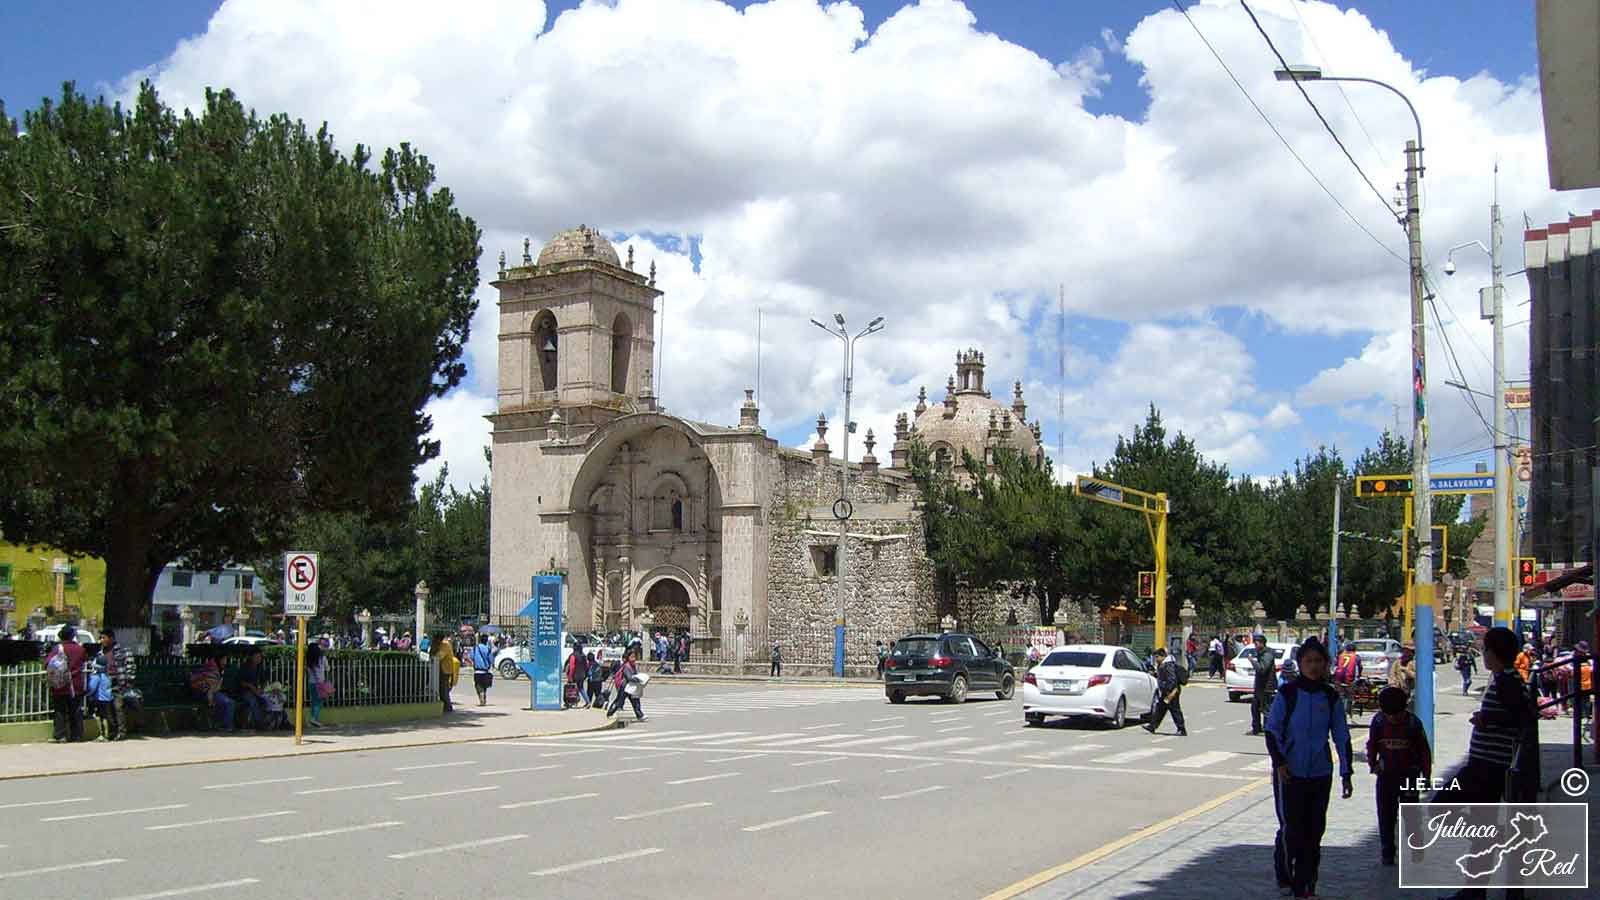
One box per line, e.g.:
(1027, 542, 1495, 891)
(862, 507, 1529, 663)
(649, 260, 657, 286)
(523, 238, 533, 265)
(498, 250, 507, 279)
(864, 428, 876, 454)
(627, 244, 635, 271)
(816, 413, 828, 440)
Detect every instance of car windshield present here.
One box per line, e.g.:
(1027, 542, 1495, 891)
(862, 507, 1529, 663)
(894, 638, 940, 656)
(1041, 651, 1106, 668)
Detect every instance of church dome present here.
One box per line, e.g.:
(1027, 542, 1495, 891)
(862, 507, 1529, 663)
(908, 349, 1040, 470)
(538, 225, 621, 267)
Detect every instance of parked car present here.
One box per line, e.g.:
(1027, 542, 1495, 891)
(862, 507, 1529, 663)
(222, 634, 278, 646)
(32, 624, 98, 646)
(1022, 644, 1158, 728)
(1224, 642, 1300, 702)
(1345, 638, 1402, 682)
(883, 632, 1015, 704)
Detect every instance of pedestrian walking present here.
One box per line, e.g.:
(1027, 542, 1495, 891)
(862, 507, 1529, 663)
(676, 633, 688, 674)
(770, 641, 782, 677)
(1208, 635, 1224, 678)
(87, 657, 115, 741)
(586, 652, 606, 708)
(305, 640, 329, 727)
(1333, 645, 1362, 685)
(46, 625, 87, 743)
(433, 634, 458, 712)
(566, 644, 589, 708)
(1454, 647, 1476, 695)
(1365, 686, 1430, 866)
(98, 629, 134, 740)
(607, 646, 646, 721)
(471, 633, 495, 706)
(1429, 627, 1537, 900)
(1264, 637, 1354, 900)
(876, 640, 888, 678)
(1249, 633, 1279, 736)
(1184, 634, 1198, 670)
(1142, 648, 1187, 736)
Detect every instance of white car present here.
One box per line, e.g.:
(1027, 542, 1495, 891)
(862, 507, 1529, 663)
(1022, 644, 1158, 728)
(32, 624, 97, 646)
(1225, 642, 1299, 702)
(1344, 638, 1401, 682)
(493, 636, 585, 680)
(222, 632, 279, 646)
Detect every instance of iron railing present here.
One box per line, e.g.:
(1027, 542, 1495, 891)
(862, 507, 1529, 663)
(0, 662, 48, 723)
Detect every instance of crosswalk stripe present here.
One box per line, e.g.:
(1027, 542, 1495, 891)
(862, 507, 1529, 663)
(894, 736, 972, 750)
(954, 741, 1037, 755)
(1030, 744, 1107, 759)
(572, 730, 690, 742)
(759, 733, 861, 746)
(699, 733, 805, 746)
(1093, 748, 1172, 764)
(642, 732, 749, 743)
(1166, 751, 1238, 769)
(814, 735, 902, 749)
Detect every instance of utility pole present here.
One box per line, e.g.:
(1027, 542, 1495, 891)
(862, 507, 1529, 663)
(1405, 137, 1438, 746)
(1489, 180, 1511, 630)
(837, 331, 851, 679)
(1329, 482, 1342, 655)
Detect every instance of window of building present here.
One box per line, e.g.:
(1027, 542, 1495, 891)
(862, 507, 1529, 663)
(672, 498, 684, 530)
(652, 488, 686, 531)
(209, 572, 221, 585)
(0, 564, 11, 587)
(65, 565, 80, 589)
(172, 570, 194, 588)
(811, 545, 838, 577)
(239, 573, 254, 590)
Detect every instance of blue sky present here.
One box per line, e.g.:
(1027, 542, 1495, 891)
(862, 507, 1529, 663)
(0, 1, 1562, 486)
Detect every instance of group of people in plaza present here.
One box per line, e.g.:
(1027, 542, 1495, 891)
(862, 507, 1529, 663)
(43, 625, 135, 743)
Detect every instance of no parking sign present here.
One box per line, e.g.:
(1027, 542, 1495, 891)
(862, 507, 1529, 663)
(284, 551, 319, 616)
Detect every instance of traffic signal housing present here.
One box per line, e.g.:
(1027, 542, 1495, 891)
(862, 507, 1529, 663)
(1356, 475, 1415, 498)
(1517, 557, 1536, 588)
(1137, 571, 1156, 599)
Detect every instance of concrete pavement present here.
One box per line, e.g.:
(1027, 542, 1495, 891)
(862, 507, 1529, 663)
(0, 679, 610, 780)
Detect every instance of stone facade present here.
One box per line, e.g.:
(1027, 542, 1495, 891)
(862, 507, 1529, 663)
(489, 225, 1045, 649)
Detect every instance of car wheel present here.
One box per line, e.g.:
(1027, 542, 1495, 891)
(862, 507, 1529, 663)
(498, 659, 519, 679)
(1110, 695, 1126, 729)
(996, 675, 1015, 701)
(1025, 712, 1044, 726)
(1227, 691, 1241, 703)
(889, 690, 906, 704)
(945, 675, 968, 704)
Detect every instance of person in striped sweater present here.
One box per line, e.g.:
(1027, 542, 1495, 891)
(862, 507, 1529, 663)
(1431, 626, 1536, 900)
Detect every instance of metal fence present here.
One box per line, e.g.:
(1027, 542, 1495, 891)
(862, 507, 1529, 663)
(0, 663, 47, 723)
(426, 584, 531, 633)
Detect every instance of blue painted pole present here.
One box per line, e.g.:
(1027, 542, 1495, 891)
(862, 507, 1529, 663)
(834, 623, 845, 678)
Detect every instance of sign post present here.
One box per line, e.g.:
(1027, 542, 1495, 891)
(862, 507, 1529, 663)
(283, 552, 319, 746)
(520, 576, 564, 711)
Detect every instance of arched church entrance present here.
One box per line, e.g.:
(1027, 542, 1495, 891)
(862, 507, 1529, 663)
(644, 578, 692, 631)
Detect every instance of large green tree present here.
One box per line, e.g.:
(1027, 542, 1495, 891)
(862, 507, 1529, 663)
(0, 83, 481, 627)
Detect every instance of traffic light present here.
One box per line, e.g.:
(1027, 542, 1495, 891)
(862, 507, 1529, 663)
(1137, 571, 1156, 599)
(1517, 558, 1536, 588)
(1356, 475, 1415, 498)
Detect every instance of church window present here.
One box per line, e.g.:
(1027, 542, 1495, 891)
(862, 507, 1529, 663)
(672, 498, 684, 530)
(652, 487, 685, 531)
(934, 447, 952, 471)
(811, 545, 838, 577)
(611, 312, 632, 394)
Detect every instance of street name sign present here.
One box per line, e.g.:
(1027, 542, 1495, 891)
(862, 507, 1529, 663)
(283, 551, 319, 616)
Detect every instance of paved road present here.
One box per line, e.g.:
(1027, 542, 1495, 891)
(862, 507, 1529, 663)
(2, 675, 1295, 899)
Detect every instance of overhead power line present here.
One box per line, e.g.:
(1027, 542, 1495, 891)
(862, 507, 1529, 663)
(1169, 0, 1406, 265)
(1239, 0, 1400, 227)
(1289, 0, 1387, 169)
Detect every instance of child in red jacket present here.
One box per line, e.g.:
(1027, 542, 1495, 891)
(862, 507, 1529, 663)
(1367, 686, 1432, 865)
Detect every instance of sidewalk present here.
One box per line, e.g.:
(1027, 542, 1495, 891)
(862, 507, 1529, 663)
(0, 681, 612, 781)
(1009, 690, 1596, 900)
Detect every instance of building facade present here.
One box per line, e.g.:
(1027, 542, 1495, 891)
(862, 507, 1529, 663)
(488, 227, 1043, 662)
(1522, 217, 1599, 574)
(150, 563, 265, 643)
(0, 542, 106, 634)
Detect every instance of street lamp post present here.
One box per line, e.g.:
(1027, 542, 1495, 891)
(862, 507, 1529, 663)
(811, 313, 885, 677)
(1275, 64, 1436, 745)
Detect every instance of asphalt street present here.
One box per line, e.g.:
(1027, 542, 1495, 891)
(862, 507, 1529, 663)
(1, 675, 1293, 899)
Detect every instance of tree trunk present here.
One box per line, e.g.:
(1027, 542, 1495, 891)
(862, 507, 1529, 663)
(102, 529, 164, 629)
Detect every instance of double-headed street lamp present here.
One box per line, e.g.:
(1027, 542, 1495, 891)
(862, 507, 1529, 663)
(811, 313, 886, 677)
(1274, 64, 1439, 744)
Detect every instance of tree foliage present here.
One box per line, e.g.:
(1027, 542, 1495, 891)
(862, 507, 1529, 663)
(908, 405, 1489, 631)
(0, 82, 481, 626)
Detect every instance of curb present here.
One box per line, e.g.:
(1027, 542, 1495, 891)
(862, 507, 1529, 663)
(654, 675, 883, 687)
(0, 717, 620, 782)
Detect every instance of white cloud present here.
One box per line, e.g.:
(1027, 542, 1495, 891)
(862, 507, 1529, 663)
(416, 390, 494, 491)
(119, 0, 1600, 488)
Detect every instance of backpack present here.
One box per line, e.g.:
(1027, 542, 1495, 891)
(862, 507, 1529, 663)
(1175, 664, 1190, 685)
(1280, 680, 1336, 725)
(46, 649, 72, 691)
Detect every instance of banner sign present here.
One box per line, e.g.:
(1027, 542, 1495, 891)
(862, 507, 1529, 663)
(524, 576, 564, 711)
(1399, 802, 1587, 890)
(1504, 387, 1531, 409)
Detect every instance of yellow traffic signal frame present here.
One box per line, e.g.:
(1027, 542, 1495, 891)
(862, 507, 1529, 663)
(1075, 475, 1171, 650)
(1516, 557, 1537, 589)
(1355, 475, 1415, 498)
(1137, 571, 1156, 599)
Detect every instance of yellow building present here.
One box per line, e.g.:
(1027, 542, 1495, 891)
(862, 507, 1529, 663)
(0, 542, 106, 633)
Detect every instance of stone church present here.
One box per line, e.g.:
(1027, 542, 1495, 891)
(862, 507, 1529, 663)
(488, 226, 1044, 659)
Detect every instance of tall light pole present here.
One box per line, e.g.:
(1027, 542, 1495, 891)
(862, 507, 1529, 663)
(811, 313, 885, 677)
(1445, 177, 1511, 630)
(1275, 65, 1435, 744)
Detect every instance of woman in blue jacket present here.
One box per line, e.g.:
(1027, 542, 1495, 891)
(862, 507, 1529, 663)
(1264, 637, 1354, 899)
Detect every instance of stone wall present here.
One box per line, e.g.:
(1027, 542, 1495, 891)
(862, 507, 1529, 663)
(763, 452, 936, 663)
